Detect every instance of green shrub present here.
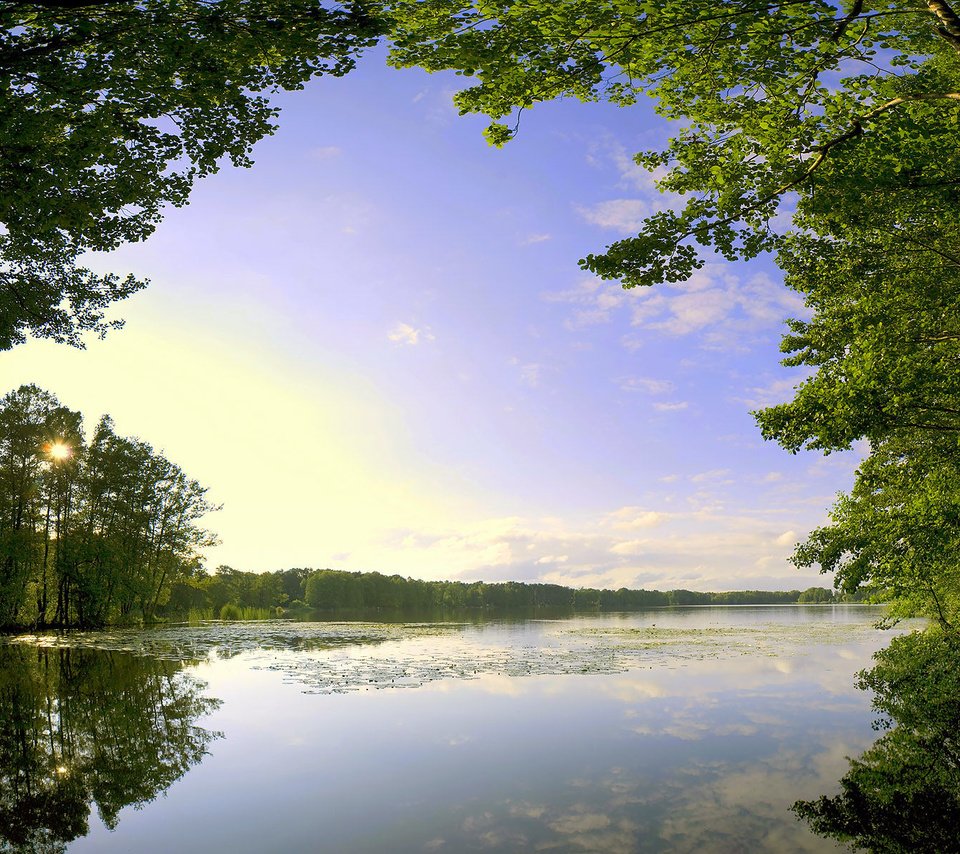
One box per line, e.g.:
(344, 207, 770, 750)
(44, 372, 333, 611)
(219, 603, 242, 620)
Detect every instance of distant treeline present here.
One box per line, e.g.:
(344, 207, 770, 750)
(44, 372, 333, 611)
(162, 566, 860, 620)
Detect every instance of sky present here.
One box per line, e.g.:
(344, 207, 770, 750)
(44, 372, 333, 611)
(1, 52, 863, 591)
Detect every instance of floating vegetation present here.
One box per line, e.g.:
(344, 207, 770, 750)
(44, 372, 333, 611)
(2, 620, 462, 660)
(563, 622, 892, 657)
(3, 613, 903, 695)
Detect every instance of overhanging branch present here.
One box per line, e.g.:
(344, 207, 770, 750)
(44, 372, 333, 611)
(678, 93, 960, 244)
(928, 0, 960, 52)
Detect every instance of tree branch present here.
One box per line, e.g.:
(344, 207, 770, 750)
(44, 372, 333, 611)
(678, 93, 960, 244)
(928, 0, 960, 53)
(928, 583, 953, 630)
(831, 0, 865, 42)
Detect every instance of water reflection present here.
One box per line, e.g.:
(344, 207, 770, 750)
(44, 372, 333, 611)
(0, 645, 221, 853)
(1, 608, 934, 853)
(360, 661, 870, 853)
(795, 628, 960, 852)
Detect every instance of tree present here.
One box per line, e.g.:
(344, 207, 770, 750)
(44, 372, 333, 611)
(0, 385, 217, 628)
(386, 0, 960, 284)
(0, 384, 82, 624)
(0, 0, 383, 348)
(383, 1, 960, 621)
(794, 434, 960, 626)
(796, 586, 834, 604)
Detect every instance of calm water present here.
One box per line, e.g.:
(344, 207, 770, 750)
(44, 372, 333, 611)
(2, 606, 901, 853)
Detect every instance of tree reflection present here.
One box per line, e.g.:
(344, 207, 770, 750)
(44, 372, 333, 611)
(794, 629, 960, 852)
(0, 644, 221, 853)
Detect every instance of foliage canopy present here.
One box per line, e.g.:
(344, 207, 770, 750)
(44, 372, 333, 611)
(0, 384, 217, 628)
(386, 0, 960, 284)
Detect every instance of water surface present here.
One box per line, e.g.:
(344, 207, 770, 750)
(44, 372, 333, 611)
(2, 606, 899, 852)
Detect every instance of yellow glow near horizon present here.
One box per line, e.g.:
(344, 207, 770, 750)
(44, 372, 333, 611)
(47, 441, 72, 461)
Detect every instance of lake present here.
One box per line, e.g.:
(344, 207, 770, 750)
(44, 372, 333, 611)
(1, 606, 901, 853)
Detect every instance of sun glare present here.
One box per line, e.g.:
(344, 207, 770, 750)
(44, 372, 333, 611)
(47, 441, 72, 461)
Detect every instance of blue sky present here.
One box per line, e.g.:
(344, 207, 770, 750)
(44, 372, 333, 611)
(2, 52, 861, 590)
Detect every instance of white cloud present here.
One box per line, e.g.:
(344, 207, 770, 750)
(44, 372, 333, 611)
(576, 198, 651, 233)
(608, 508, 667, 529)
(566, 310, 613, 329)
(574, 141, 686, 244)
(595, 291, 624, 311)
(690, 468, 733, 483)
(609, 539, 650, 556)
(375, 499, 814, 591)
(604, 506, 670, 530)
(775, 530, 797, 546)
(311, 145, 342, 160)
(542, 263, 803, 353)
(653, 401, 689, 412)
(388, 322, 434, 346)
(518, 362, 543, 388)
(613, 147, 672, 196)
(541, 278, 627, 328)
(412, 83, 463, 125)
(736, 377, 803, 409)
(616, 376, 674, 395)
(535, 554, 569, 565)
(628, 265, 806, 350)
(637, 287, 730, 335)
(588, 138, 685, 205)
(509, 356, 546, 388)
(520, 232, 553, 245)
(541, 279, 603, 304)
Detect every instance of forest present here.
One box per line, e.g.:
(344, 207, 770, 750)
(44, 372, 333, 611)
(174, 565, 843, 618)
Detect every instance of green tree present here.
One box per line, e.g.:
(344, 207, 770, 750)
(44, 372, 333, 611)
(0, 0, 382, 348)
(49, 417, 218, 625)
(0, 385, 217, 628)
(387, 0, 960, 285)
(304, 568, 348, 609)
(0, 385, 82, 624)
(573, 588, 601, 610)
(794, 435, 960, 626)
(277, 567, 311, 604)
(797, 586, 835, 604)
